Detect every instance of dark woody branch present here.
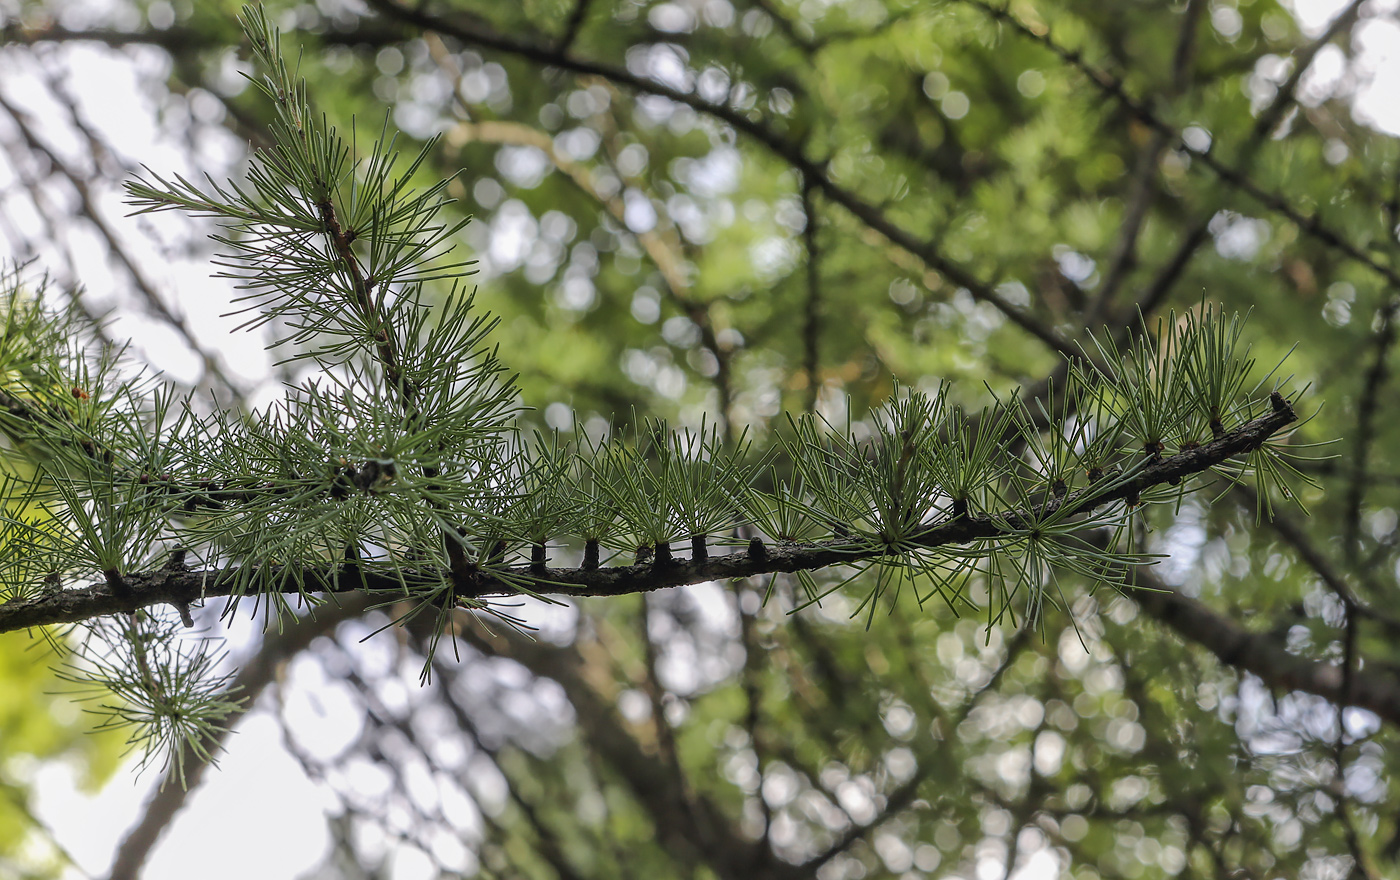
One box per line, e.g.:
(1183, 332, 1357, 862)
(355, 0, 1076, 359)
(1127, 560, 1400, 729)
(0, 20, 407, 52)
(961, 0, 1400, 294)
(0, 92, 248, 404)
(0, 400, 1295, 633)
(16, 12, 1069, 361)
(16, 7, 1391, 343)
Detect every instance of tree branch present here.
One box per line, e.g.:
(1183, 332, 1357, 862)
(0, 400, 1295, 631)
(803, 628, 1033, 872)
(1086, 0, 1204, 323)
(0, 21, 407, 52)
(359, 0, 1077, 359)
(1127, 556, 1400, 728)
(800, 174, 822, 414)
(457, 622, 806, 880)
(965, 0, 1399, 295)
(0, 90, 248, 404)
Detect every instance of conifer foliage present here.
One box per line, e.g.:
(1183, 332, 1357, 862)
(0, 8, 1312, 776)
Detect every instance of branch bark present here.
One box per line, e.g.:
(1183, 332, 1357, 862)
(0, 400, 1298, 633)
(10, 398, 1389, 732)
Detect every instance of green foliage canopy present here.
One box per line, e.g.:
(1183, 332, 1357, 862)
(0, 0, 1397, 877)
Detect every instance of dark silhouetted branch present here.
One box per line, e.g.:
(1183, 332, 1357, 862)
(0, 400, 1296, 633)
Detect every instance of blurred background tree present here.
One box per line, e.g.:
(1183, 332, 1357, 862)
(0, 610, 124, 880)
(0, 305, 139, 880)
(2, 0, 1400, 878)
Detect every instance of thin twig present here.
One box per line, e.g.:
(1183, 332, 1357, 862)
(553, 0, 595, 53)
(967, 0, 1399, 300)
(1087, 0, 1205, 322)
(800, 174, 821, 414)
(802, 628, 1033, 871)
(0, 91, 249, 404)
